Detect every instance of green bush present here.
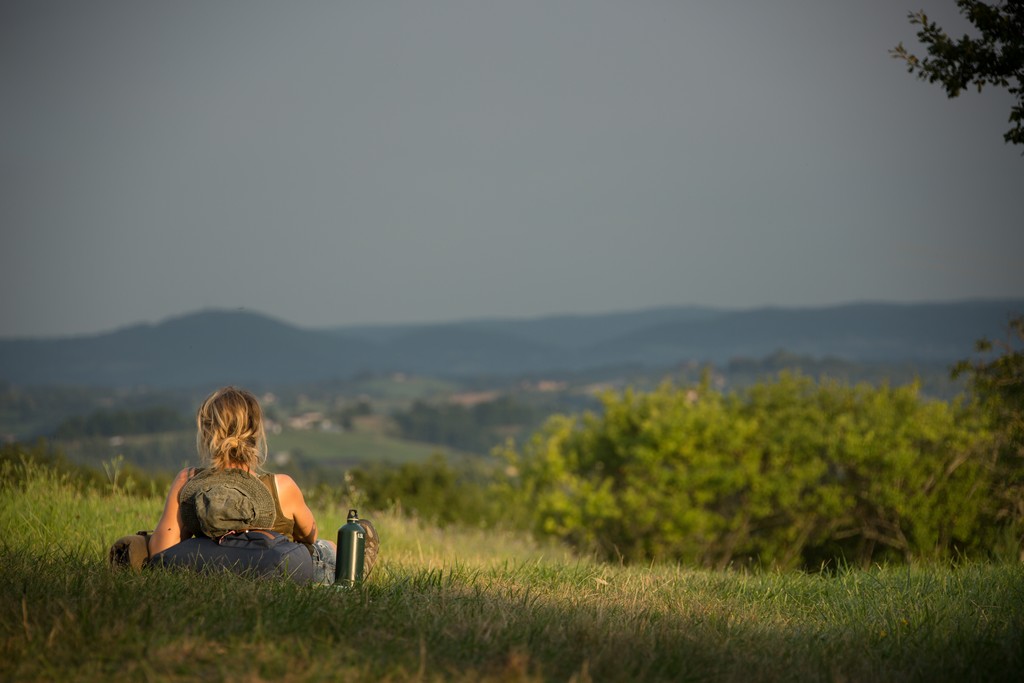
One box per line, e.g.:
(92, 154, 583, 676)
(497, 373, 1009, 568)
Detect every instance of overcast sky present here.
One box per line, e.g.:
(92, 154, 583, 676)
(2, 1, 1021, 338)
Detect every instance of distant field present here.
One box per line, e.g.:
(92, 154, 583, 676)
(51, 426, 453, 477)
(268, 427, 454, 465)
(346, 374, 462, 403)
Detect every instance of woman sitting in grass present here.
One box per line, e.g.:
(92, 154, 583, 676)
(146, 386, 339, 584)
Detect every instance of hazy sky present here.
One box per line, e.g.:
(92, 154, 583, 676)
(2, 1, 1022, 338)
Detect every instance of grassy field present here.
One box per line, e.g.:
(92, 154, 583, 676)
(269, 427, 452, 465)
(2, 457, 1022, 682)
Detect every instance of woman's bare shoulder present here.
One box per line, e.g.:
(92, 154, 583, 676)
(273, 472, 299, 491)
(168, 467, 192, 493)
(272, 473, 308, 503)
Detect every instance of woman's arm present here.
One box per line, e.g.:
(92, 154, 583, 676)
(147, 468, 191, 555)
(275, 473, 319, 544)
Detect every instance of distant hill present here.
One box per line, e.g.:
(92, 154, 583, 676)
(336, 306, 724, 348)
(1, 300, 1021, 388)
(0, 310, 379, 388)
(584, 301, 1024, 367)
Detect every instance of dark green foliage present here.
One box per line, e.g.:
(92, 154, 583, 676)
(0, 382, 197, 441)
(953, 314, 1024, 556)
(48, 430, 196, 476)
(346, 454, 504, 527)
(892, 0, 1024, 145)
(725, 350, 963, 400)
(392, 396, 546, 454)
(498, 373, 1010, 568)
(336, 399, 373, 429)
(954, 314, 1024, 446)
(53, 406, 190, 438)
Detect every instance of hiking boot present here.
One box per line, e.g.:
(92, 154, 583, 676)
(108, 531, 151, 571)
(358, 518, 379, 579)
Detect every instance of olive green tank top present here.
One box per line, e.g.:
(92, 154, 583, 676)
(258, 472, 296, 541)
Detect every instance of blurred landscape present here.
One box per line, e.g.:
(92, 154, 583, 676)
(2, 298, 1020, 481)
(3, 299, 1020, 386)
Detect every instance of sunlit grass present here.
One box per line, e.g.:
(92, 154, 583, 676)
(2, 458, 1022, 682)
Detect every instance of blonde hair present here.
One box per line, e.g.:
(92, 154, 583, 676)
(195, 386, 267, 471)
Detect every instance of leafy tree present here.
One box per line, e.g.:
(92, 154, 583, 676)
(891, 1, 1024, 145)
(954, 315, 1024, 444)
(891, 1, 1024, 552)
(953, 314, 1024, 557)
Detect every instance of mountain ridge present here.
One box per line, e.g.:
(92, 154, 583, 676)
(1, 300, 1021, 388)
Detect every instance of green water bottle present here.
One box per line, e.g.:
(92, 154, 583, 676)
(335, 509, 365, 587)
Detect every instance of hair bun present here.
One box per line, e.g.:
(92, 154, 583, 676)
(220, 435, 242, 451)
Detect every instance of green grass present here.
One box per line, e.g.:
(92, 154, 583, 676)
(2, 458, 1023, 682)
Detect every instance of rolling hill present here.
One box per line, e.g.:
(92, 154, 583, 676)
(1, 300, 1021, 388)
